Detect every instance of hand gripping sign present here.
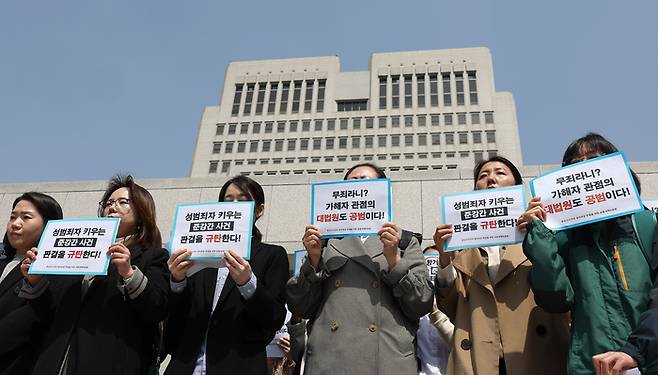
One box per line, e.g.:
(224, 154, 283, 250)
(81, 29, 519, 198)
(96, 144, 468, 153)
(29, 218, 120, 275)
(529, 152, 643, 231)
(311, 178, 391, 238)
(441, 185, 526, 251)
(170, 201, 254, 260)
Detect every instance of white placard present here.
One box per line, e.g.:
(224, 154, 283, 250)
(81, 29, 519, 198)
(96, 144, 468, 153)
(644, 199, 658, 215)
(29, 218, 119, 275)
(311, 178, 391, 238)
(170, 202, 254, 260)
(441, 185, 526, 251)
(424, 254, 440, 279)
(292, 249, 306, 276)
(266, 309, 292, 358)
(529, 152, 643, 231)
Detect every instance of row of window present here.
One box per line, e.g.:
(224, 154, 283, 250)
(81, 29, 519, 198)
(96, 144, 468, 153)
(213, 131, 496, 154)
(216, 111, 494, 136)
(378, 71, 478, 110)
(208, 150, 497, 174)
(232, 79, 326, 117)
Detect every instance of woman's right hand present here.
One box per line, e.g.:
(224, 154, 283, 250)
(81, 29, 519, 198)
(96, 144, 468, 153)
(20, 248, 43, 286)
(518, 196, 546, 234)
(168, 248, 193, 282)
(433, 224, 455, 268)
(302, 225, 322, 270)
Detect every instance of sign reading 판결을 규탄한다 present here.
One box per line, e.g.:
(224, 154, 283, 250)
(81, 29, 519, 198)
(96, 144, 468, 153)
(169, 201, 254, 260)
(529, 152, 643, 231)
(442, 185, 526, 251)
(424, 254, 440, 279)
(29, 218, 119, 276)
(311, 178, 391, 238)
(644, 199, 658, 215)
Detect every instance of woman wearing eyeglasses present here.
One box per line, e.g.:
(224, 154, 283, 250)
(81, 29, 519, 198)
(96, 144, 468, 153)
(20, 175, 169, 375)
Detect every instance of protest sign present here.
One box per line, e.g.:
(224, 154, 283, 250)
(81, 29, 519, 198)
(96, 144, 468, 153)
(311, 178, 391, 238)
(424, 254, 440, 279)
(442, 185, 526, 251)
(29, 218, 119, 275)
(266, 309, 292, 358)
(644, 199, 658, 215)
(293, 249, 306, 276)
(170, 202, 254, 260)
(529, 152, 643, 231)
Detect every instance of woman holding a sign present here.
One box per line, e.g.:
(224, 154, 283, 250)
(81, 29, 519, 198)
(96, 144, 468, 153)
(0, 192, 62, 375)
(164, 175, 290, 375)
(522, 133, 658, 374)
(287, 163, 434, 375)
(19, 175, 170, 375)
(433, 156, 569, 375)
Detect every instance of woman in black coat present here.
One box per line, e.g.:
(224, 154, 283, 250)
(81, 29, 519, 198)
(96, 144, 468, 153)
(0, 192, 62, 375)
(164, 175, 290, 375)
(21, 175, 169, 375)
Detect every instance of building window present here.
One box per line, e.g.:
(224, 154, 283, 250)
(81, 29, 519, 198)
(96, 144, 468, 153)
(339, 137, 347, 149)
(289, 120, 298, 132)
(232, 84, 243, 116)
(247, 159, 256, 165)
(391, 76, 400, 109)
(431, 115, 440, 126)
(300, 138, 309, 150)
(228, 124, 237, 134)
(252, 122, 261, 134)
(216, 123, 225, 135)
(391, 135, 400, 147)
(458, 132, 468, 145)
(488, 150, 498, 158)
(486, 131, 496, 143)
(280, 81, 290, 113)
(313, 138, 322, 150)
(277, 121, 286, 133)
(365, 117, 374, 128)
(255, 83, 266, 115)
(302, 120, 310, 132)
(262, 140, 271, 152)
(404, 75, 412, 108)
(260, 158, 269, 164)
(350, 155, 360, 162)
(291, 81, 302, 113)
(379, 76, 387, 109)
(237, 142, 246, 153)
(339, 118, 348, 130)
(324, 156, 333, 162)
(429, 74, 439, 107)
(314, 120, 323, 131)
(326, 138, 335, 149)
(212, 142, 222, 154)
(365, 135, 374, 148)
(265, 122, 273, 133)
(317, 80, 326, 113)
(471, 112, 480, 125)
(468, 71, 478, 105)
(275, 139, 284, 152)
(273, 158, 282, 164)
(353, 118, 361, 129)
(417, 115, 426, 127)
(249, 140, 259, 152)
(458, 113, 466, 125)
(221, 161, 231, 173)
(377, 154, 387, 160)
(418, 133, 427, 146)
(474, 151, 484, 163)
(460, 151, 469, 158)
(455, 72, 465, 106)
(445, 133, 454, 145)
(404, 153, 414, 160)
(442, 73, 451, 106)
(235, 159, 244, 166)
(378, 135, 387, 147)
(337, 100, 368, 111)
(431, 133, 441, 145)
(304, 80, 314, 113)
(391, 116, 400, 127)
(417, 74, 425, 108)
(243, 84, 255, 115)
(378, 117, 387, 128)
(405, 134, 414, 147)
(391, 153, 401, 160)
(268, 82, 278, 114)
(352, 136, 360, 148)
(485, 111, 494, 124)
(225, 142, 234, 153)
(327, 119, 335, 131)
(444, 114, 453, 126)
(472, 131, 482, 144)
(364, 154, 374, 161)
(404, 115, 413, 127)
(240, 123, 249, 134)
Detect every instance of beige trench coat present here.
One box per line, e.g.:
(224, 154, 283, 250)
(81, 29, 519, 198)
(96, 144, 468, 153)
(436, 244, 570, 375)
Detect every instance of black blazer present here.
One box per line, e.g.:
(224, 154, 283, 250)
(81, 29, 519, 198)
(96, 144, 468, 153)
(28, 246, 170, 375)
(164, 239, 289, 375)
(0, 249, 42, 375)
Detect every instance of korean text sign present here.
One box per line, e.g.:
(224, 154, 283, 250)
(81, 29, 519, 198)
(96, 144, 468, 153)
(170, 202, 254, 260)
(424, 254, 440, 279)
(442, 186, 526, 251)
(644, 200, 658, 215)
(29, 218, 119, 275)
(311, 178, 391, 238)
(529, 152, 642, 231)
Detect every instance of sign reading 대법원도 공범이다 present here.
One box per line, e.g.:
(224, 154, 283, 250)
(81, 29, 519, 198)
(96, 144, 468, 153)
(311, 178, 391, 238)
(442, 185, 526, 251)
(29, 218, 119, 276)
(169, 201, 254, 260)
(529, 152, 643, 231)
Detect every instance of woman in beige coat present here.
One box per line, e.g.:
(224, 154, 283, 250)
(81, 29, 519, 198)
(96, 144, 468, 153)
(433, 156, 570, 375)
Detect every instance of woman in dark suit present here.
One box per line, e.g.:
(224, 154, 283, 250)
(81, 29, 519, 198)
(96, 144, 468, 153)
(0, 192, 62, 375)
(164, 175, 290, 375)
(20, 175, 169, 375)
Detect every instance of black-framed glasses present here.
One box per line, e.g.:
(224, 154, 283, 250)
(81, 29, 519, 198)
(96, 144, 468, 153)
(99, 198, 131, 210)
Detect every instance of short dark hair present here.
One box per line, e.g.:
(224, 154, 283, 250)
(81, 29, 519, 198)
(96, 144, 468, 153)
(423, 245, 438, 254)
(98, 175, 162, 249)
(473, 156, 523, 189)
(218, 175, 265, 240)
(2, 192, 63, 257)
(343, 163, 387, 180)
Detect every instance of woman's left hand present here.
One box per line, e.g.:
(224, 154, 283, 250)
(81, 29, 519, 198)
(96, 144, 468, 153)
(224, 250, 253, 286)
(378, 223, 401, 270)
(108, 243, 134, 279)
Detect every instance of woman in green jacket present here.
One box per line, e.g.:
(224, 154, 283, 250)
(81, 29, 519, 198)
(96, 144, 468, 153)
(521, 133, 657, 374)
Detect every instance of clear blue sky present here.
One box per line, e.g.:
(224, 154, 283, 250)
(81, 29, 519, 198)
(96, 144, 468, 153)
(1, 1, 656, 183)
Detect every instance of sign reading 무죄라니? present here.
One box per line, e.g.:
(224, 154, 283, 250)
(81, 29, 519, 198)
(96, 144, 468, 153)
(442, 185, 526, 251)
(170, 201, 254, 260)
(529, 152, 643, 231)
(311, 178, 391, 238)
(29, 218, 119, 276)
(644, 199, 658, 215)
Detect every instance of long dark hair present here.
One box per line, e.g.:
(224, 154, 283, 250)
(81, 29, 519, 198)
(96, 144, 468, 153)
(218, 175, 265, 240)
(2, 192, 63, 258)
(473, 156, 523, 189)
(562, 132, 641, 193)
(98, 175, 162, 249)
(343, 163, 387, 180)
